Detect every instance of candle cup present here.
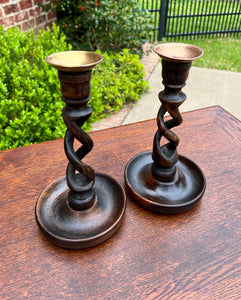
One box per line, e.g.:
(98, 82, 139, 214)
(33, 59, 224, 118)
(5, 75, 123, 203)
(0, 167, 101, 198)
(35, 51, 126, 249)
(125, 43, 206, 214)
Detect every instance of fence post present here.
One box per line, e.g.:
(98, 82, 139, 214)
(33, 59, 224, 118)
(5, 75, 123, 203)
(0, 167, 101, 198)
(158, 0, 168, 41)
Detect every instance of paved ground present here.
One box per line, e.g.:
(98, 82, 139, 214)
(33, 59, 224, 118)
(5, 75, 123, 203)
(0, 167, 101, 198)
(123, 63, 241, 124)
(91, 44, 241, 131)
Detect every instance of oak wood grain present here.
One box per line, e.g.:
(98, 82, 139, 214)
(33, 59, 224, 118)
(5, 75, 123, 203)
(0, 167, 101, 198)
(0, 106, 241, 299)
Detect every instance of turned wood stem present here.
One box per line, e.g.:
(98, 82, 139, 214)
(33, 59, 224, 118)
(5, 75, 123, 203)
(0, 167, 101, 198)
(151, 60, 192, 182)
(59, 70, 95, 210)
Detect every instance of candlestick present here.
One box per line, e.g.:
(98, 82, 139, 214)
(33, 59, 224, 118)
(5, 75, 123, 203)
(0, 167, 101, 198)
(125, 43, 206, 214)
(35, 51, 126, 249)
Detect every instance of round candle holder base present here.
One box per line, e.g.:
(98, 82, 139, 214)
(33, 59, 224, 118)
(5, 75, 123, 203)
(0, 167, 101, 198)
(125, 151, 205, 214)
(36, 173, 126, 249)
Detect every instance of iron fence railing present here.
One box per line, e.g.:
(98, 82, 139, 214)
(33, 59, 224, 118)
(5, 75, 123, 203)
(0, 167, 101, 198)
(142, 0, 241, 41)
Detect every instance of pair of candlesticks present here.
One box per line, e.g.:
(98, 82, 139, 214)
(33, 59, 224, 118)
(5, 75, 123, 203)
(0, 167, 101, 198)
(35, 43, 206, 249)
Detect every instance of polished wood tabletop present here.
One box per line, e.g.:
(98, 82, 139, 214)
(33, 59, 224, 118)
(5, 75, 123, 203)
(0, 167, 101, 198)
(0, 106, 241, 299)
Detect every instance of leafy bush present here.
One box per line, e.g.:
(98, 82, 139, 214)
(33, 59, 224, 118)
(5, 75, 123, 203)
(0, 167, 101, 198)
(39, 0, 151, 55)
(0, 24, 71, 150)
(89, 49, 149, 124)
(0, 25, 149, 150)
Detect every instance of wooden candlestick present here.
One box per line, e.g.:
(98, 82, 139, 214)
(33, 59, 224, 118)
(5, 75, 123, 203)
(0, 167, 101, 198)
(35, 51, 126, 249)
(125, 43, 206, 214)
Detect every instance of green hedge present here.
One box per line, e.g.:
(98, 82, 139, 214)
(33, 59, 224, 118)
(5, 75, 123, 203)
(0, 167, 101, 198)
(39, 0, 151, 56)
(0, 25, 149, 150)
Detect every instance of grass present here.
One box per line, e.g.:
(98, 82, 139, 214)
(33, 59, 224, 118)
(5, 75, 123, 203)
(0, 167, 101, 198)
(141, 0, 241, 73)
(164, 0, 240, 35)
(142, 0, 240, 35)
(164, 37, 241, 73)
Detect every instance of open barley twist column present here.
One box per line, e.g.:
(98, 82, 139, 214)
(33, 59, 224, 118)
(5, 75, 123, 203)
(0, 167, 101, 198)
(60, 69, 96, 210)
(151, 57, 191, 182)
(125, 43, 206, 214)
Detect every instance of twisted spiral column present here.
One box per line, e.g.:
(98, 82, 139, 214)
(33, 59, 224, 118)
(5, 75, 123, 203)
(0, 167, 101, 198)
(59, 70, 95, 210)
(151, 59, 192, 182)
(152, 88, 186, 182)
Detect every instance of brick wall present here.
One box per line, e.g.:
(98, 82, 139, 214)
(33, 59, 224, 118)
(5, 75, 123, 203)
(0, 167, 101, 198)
(0, 0, 56, 33)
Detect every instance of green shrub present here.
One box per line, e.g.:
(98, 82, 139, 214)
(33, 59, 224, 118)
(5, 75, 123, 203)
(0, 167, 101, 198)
(89, 49, 149, 124)
(0, 24, 71, 150)
(0, 25, 149, 150)
(39, 0, 151, 55)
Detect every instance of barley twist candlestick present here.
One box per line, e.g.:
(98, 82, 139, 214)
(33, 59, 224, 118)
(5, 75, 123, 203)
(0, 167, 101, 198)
(60, 69, 96, 210)
(35, 51, 126, 249)
(125, 43, 206, 214)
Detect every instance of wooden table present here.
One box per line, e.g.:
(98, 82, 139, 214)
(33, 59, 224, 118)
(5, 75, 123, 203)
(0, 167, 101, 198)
(0, 106, 241, 299)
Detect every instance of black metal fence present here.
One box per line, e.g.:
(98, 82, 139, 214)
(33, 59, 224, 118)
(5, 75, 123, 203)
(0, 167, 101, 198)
(142, 0, 241, 41)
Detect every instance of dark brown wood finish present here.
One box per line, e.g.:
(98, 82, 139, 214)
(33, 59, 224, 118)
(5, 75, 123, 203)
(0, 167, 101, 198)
(125, 44, 206, 214)
(0, 106, 241, 299)
(36, 51, 126, 249)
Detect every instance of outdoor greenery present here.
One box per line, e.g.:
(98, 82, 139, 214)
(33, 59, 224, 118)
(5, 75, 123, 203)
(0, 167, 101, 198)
(164, 0, 240, 36)
(1, 1, 239, 151)
(39, 0, 151, 56)
(180, 37, 241, 73)
(141, 0, 240, 40)
(141, 0, 240, 72)
(0, 25, 149, 150)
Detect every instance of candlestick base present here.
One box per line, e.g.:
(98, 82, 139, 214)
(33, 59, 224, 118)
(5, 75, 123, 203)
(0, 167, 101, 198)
(36, 173, 126, 249)
(125, 151, 205, 214)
